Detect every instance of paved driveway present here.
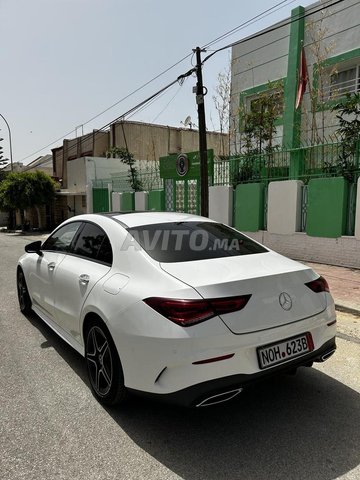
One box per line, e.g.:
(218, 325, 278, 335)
(1, 233, 359, 480)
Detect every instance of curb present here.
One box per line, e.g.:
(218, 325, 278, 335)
(335, 304, 360, 318)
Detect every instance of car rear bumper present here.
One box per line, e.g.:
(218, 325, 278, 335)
(128, 337, 336, 407)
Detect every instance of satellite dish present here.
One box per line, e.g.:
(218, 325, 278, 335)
(181, 115, 196, 129)
(184, 115, 192, 126)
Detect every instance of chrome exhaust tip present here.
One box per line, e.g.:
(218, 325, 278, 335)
(319, 349, 336, 362)
(196, 388, 243, 407)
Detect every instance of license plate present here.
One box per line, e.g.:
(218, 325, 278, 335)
(257, 333, 314, 370)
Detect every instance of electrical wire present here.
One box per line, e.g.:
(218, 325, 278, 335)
(202, 0, 346, 65)
(201, 0, 297, 50)
(65, 0, 352, 163)
(20, 0, 307, 163)
(80, 54, 194, 129)
(21, 0, 350, 164)
(150, 86, 183, 123)
(233, 12, 360, 79)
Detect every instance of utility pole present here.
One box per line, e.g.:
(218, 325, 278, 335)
(194, 46, 209, 217)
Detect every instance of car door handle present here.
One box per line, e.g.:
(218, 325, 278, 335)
(48, 262, 56, 271)
(79, 274, 90, 285)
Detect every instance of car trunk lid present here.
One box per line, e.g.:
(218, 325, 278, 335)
(160, 252, 327, 334)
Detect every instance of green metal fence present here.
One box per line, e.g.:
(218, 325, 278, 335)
(213, 141, 360, 186)
(92, 141, 359, 234)
(93, 141, 360, 192)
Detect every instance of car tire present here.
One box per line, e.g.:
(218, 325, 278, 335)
(85, 320, 127, 406)
(17, 268, 32, 314)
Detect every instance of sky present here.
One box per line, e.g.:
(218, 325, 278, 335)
(0, 0, 318, 165)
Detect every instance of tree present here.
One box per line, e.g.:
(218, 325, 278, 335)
(306, 13, 336, 144)
(236, 81, 283, 181)
(331, 92, 360, 180)
(106, 147, 143, 191)
(212, 58, 231, 156)
(0, 171, 57, 230)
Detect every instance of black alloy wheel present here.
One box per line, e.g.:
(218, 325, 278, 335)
(85, 322, 126, 406)
(17, 269, 32, 314)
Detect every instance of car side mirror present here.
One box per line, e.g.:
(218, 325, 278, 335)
(25, 240, 43, 256)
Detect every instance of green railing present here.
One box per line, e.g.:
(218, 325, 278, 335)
(213, 141, 360, 186)
(93, 140, 360, 192)
(92, 170, 162, 193)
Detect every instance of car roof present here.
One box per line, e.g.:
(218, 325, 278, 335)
(102, 211, 215, 228)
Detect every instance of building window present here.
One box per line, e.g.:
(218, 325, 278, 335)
(329, 65, 360, 99)
(247, 89, 284, 118)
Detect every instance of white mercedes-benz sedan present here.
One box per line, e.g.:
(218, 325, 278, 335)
(17, 212, 336, 407)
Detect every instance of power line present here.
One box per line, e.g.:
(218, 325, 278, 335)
(202, 0, 346, 65)
(64, 0, 351, 163)
(21, 0, 350, 164)
(20, 0, 305, 163)
(202, 0, 297, 49)
(80, 54, 194, 129)
(150, 86, 183, 123)
(232, 6, 360, 80)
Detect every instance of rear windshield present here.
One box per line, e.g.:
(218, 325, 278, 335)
(126, 222, 268, 263)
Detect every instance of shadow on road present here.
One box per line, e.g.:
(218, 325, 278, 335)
(26, 311, 89, 385)
(27, 311, 360, 480)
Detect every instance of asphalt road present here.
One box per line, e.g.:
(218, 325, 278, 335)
(1, 233, 359, 480)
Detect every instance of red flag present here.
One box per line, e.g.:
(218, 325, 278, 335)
(295, 46, 308, 109)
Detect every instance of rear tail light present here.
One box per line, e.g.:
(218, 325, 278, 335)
(144, 294, 251, 327)
(305, 275, 330, 293)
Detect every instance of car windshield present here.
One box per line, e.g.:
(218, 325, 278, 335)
(126, 222, 268, 263)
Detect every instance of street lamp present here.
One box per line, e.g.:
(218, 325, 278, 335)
(0, 113, 13, 172)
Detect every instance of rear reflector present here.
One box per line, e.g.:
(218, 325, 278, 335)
(305, 275, 330, 293)
(327, 320, 337, 327)
(144, 295, 251, 327)
(306, 332, 315, 352)
(193, 353, 235, 365)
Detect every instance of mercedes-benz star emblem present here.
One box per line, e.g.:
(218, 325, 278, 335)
(279, 292, 292, 311)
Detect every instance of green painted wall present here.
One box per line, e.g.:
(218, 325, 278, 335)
(234, 183, 265, 231)
(148, 190, 165, 211)
(121, 192, 135, 211)
(93, 188, 109, 213)
(306, 177, 348, 237)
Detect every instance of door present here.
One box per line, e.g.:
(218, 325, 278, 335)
(28, 221, 82, 321)
(28, 251, 66, 321)
(52, 222, 113, 343)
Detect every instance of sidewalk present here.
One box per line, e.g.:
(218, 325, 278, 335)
(304, 262, 360, 341)
(305, 262, 360, 316)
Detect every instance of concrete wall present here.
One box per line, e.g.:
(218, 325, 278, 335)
(231, 19, 289, 92)
(93, 172, 360, 268)
(267, 180, 303, 234)
(111, 121, 229, 160)
(301, 0, 360, 141)
(245, 230, 360, 269)
(135, 191, 148, 211)
(209, 186, 233, 225)
(52, 147, 63, 180)
(66, 156, 129, 194)
(230, 17, 290, 153)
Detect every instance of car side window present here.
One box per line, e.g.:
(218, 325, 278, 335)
(73, 223, 113, 265)
(97, 235, 113, 265)
(42, 222, 82, 252)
